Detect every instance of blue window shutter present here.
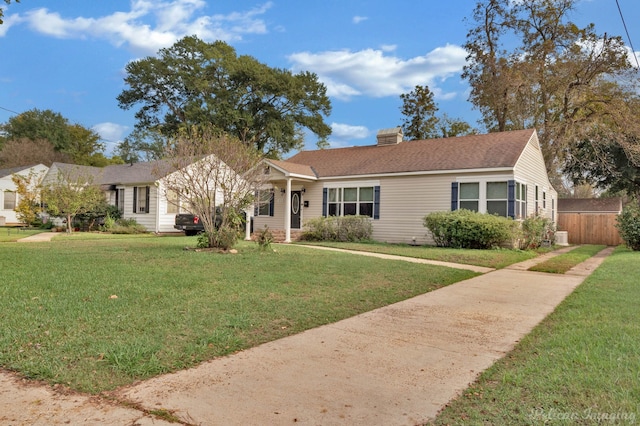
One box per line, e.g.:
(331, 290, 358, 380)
(145, 186, 150, 213)
(451, 182, 458, 211)
(373, 186, 380, 219)
(507, 180, 515, 218)
(254, 191, 259, 216)
(269, 192, 275, 217)
(322, 188, 328, 217)
(133, 187, 137, 213)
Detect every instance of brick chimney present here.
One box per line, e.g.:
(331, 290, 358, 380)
(376, 127, 403, 146)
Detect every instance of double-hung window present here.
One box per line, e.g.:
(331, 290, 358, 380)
(255, 190, 274, 217)
(166, 190, 179, 214)
(133, 186, 150, 214)
(486, 182, 508, 216)
(459, 183, 479, 211)
(454, 180, 528, 219)
(115, 188, 124, 213)
(324, 185, 380, 219)
(328, 187, 374, 217)
(3, 191, 16, 210)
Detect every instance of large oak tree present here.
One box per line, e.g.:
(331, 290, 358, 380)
(463, 0, 638, 180)
(0, 109, 109, 166)
(117, 36, 332, 158)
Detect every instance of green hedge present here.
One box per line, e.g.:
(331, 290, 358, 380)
(616, 204, 640, 251)
(424, 209, 518, 249)
(301, 216, 373, 242)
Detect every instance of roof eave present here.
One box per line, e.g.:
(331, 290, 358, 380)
(315, 167, 515, 181)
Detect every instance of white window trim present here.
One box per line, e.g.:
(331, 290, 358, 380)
(455, 177, 529, 217)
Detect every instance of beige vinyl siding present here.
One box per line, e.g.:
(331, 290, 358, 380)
(372, 174, 449, 244)
(254, 184, 312, 231)
(514, 134, 558, 220)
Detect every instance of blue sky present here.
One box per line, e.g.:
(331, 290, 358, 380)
(1, 0, 639, 157)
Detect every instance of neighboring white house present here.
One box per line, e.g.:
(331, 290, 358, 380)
(254, 128, 558, 244)
(43, 158, 229, 234)
(0, 164, 49, 226)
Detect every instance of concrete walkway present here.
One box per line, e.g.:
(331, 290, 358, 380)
(295, 244, 494, 273)
(0, 245, 614, 425)
(15, 231, 58, 242)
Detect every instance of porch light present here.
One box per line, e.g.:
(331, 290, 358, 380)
(280, 188, 286, 194)
(301, 187, 306, 194)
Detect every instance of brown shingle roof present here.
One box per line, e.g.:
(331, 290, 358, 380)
(557, 198, 622, 213)
(286, 129, 536, 178)
(50, 159, 180, 185)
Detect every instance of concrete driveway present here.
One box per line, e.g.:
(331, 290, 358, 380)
(1, 245, 613, 425)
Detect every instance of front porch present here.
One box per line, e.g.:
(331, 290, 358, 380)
(255, 159, 318, 243)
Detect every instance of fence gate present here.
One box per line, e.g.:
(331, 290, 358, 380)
(556, 213, 623, 246)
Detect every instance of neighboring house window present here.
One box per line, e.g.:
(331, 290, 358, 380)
(486, 182, 507, 216)
(255, 190, 274, 217)
(323, 186, 380, 219)
(115, 188, 124, 213)
(133, 186, 150, 214)
(3, 191, 16, 210)
(459, 183, 479, 211)
(166, 190, 179, 214)
(515, 182, 527, 219)
(543, 191, 547, 209)
(535, 185, 539, 214)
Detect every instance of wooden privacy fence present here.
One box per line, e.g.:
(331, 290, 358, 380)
(556, 213, 623, 246)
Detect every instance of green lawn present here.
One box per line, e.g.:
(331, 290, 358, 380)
(0, 235, 477, 393)
(428, 246, 640, 425)
(297, 240, 540, 269)
(528, 244, 606, 273)
(0, 227, 45, 242)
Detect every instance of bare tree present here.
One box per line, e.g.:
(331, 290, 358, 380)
(154, 126, 267, 249)
(0, 138, 70, 168)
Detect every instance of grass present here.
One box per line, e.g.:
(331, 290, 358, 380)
(0, 234, 477, 393)
(428, 246, 640, 425)
(0, 227, 45, 242)
(529, 244, 606, 273)
(297, 240, 541, 269)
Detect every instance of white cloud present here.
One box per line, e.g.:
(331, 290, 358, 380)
(0, 12, 22, 36)
(353, 16, 368, 24)
(288, 44, 467, 101)
(331, 123, 369, 139)
(93, 122, 129, 155)
(11, 0, 273, 55)
(326, 123, 370, 148)
(93, 122, 129, 142)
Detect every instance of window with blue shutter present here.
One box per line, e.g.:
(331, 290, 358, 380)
(322, 188, 328, 217)
(373, 185, 380, 219)
(451, 182, 459, 211)
(507, 180, 515, 218)
(133, 187, 137, 213)
(269, 192, 274, 217)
